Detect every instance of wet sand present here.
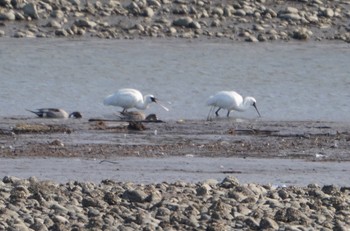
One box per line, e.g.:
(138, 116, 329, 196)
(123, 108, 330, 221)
(1, 116, 349, 185)
(1, 157, 350, 186)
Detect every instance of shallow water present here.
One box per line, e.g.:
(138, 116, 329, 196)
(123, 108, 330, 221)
(1, 39, 349, 122)
(1, 157, 349, 186)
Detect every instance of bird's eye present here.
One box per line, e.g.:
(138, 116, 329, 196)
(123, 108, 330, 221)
(151, 97, 156, 102)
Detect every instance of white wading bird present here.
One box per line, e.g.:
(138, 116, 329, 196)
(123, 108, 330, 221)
(103, 88, 169, 112)
(207, 91, 261, 120)
(27, 108, 82, 119)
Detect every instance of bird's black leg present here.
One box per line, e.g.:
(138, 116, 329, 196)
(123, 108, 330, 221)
(122, 108, 127, 113)
(215, 108, 221, 117)
(227, 110, 230, 117)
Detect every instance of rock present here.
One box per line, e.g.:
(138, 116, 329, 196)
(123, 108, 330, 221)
(122, 189, 148, 203)
(30, 218, 49, 231)
(52, 215, 69, 224)
(46, 20, 61, 29)
(245, 35, 259, 42)
(211, 19, 221, 27)
(279, 13, 301, 21)
(0, 10, 16, 20)
(55, 29, 69, 36)
(0, 0, 11, 7)
(68, 0, 80, 6)
(235, 9, 246, 17)
(252, 24, 264, 32)
(196, 183, 211, 196)
(51, 10, 65, 19)
(322, 185, 339, 195)
(245, 217, 260, 230)
(50, 202, 69, 214)
(189, 21, 201, 29)
(291, 27, 312, 40)
(265, 8, 277, 17)
(172, 17, 193, 27)
(74, 18, 97, 28)
(148, 0, 161, 7)
(285, 7, 299, 14)
(305, 14, 319, 23)
(321, 8, 334, 18)
(260, 217, 279, 229)
(220, 176, 240, 188)
(142, 7, 154, 17)
(127, 2, 141, 15)
(257, 33, 267, 41)
(212, 7, 224, 16)
(224, 5, 234, 17)
(22, 3, 39, 19)
(167, 27, 177, 35)
(10, 223, 29, 231)
(275, 207, 311, 225)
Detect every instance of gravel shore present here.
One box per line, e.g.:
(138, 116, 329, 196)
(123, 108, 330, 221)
(1, 175, 350, 230)
(0, 0, 350, 42)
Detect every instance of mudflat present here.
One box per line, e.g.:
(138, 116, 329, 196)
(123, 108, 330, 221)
(1, 116, 349, 160)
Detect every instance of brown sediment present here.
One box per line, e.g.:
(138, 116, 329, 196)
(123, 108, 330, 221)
(1, 117, 349, 161)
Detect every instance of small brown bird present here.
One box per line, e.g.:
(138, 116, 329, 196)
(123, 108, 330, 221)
(26, 108, 82, 119)
(118, 111, 158, 121)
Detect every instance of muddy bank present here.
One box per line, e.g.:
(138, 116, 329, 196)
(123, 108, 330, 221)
(0, 0, 350, 42)
(1, 116, 350, 161)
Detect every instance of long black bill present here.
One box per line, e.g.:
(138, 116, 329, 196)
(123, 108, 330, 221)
(253, 103, 261, 117)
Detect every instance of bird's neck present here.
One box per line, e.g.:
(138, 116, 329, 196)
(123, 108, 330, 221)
(239, 98, 251, 111)
(136, 99, 149, 110)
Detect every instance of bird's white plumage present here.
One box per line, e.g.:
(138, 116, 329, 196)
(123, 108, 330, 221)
(104, 88, 169, 112)
(104, 89, 145, 109)
(207, 91, 244, 111)
(207, 91, 260, 120)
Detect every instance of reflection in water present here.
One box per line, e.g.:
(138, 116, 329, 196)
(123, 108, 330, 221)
(0, 39, 349, 122)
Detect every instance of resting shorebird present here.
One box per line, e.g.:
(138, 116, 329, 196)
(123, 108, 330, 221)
(118, 111, 158, 121)
(26, 108, 82, 119)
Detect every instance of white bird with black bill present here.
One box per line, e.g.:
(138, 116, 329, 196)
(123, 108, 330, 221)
(207, 90, 261, 120)
(103, 88, 169, 112)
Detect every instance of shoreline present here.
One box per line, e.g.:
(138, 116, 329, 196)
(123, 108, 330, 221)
(1, 156, 350, 186)
(0, 0, 349, 43)
(1, 117, 350, 160)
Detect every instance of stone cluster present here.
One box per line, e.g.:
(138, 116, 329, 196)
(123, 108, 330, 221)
(0, 0, 349, 42)
(0, 176, 349, 230)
